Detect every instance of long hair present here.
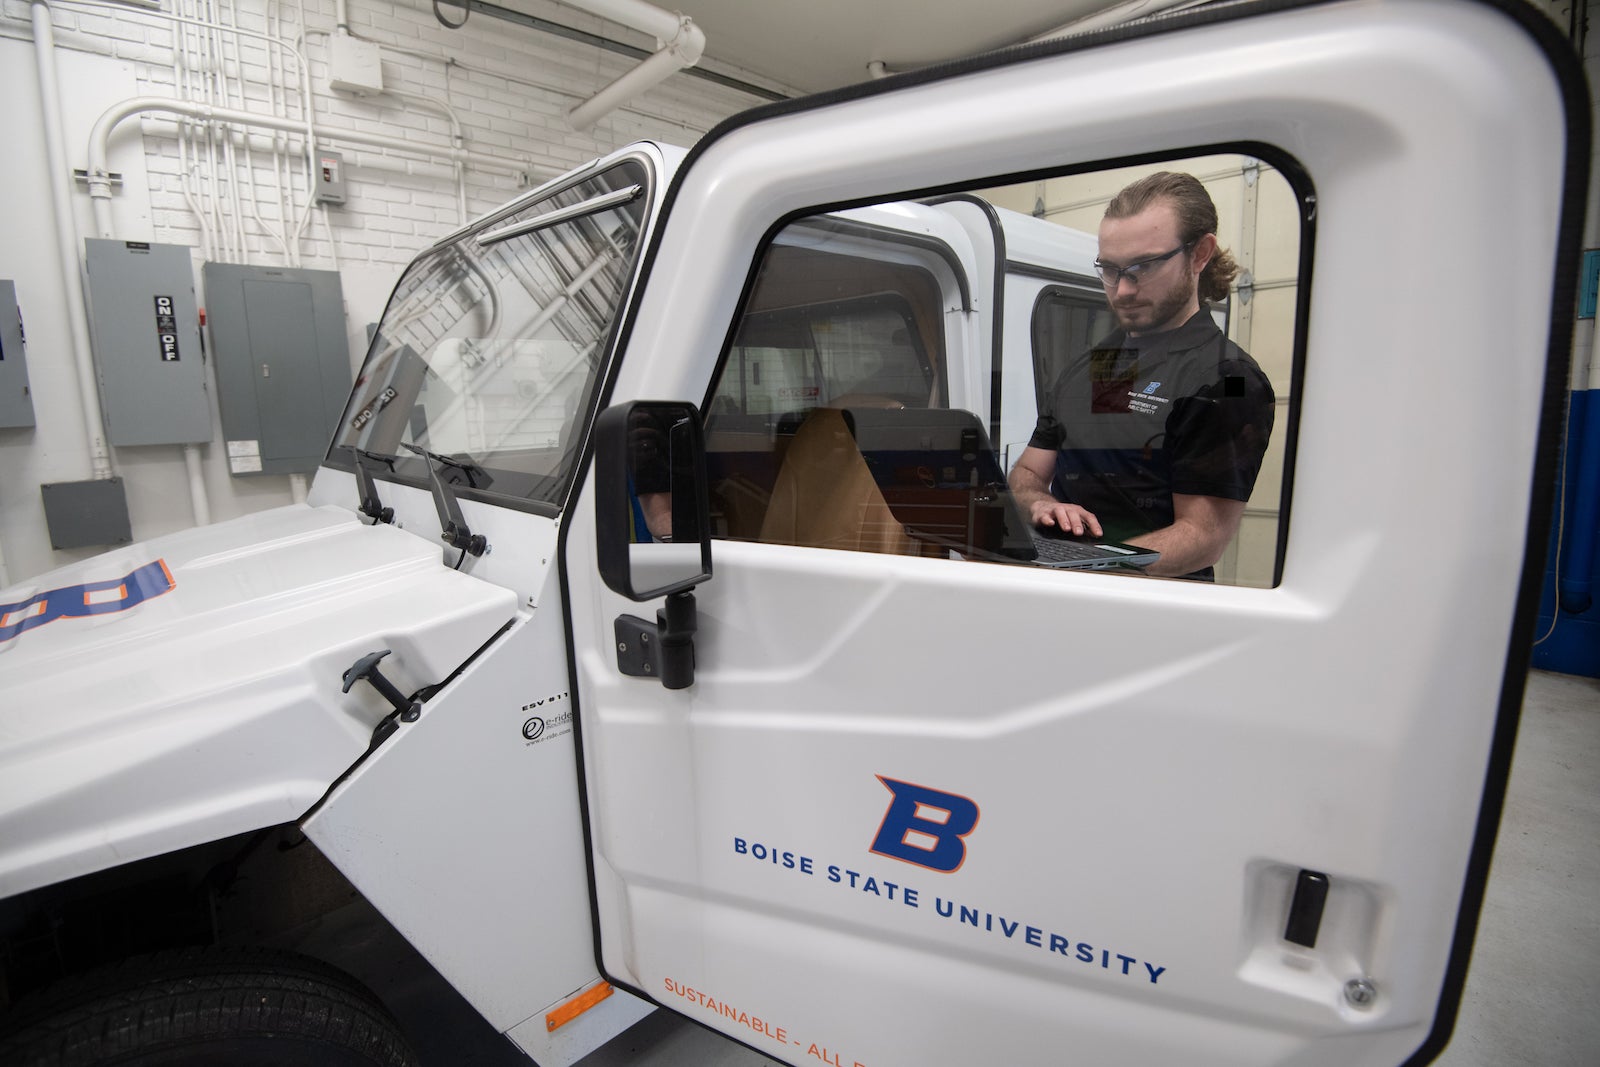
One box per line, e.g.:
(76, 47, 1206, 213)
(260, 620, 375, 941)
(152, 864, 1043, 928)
(1104, 172, 1238, 304)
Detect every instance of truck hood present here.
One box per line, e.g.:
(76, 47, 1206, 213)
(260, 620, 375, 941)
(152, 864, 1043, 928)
(0, 505, 518, 899)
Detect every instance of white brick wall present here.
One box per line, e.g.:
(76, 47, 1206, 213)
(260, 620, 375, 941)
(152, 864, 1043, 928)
(6, 0, 791, 274)
(0, 0, 797, 583)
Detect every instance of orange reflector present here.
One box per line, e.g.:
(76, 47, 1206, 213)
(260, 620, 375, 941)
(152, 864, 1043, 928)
(546, 981, 613, 1032)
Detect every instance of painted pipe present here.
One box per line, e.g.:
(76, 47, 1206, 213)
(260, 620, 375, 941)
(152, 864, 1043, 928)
(184, 444, 211, 525)
(384, 88, 470, 222)
(566, 7, 704, 131)
(564, 0, 686, 44)
(31, 0, 115, 482)
(86, 97, 535, 237)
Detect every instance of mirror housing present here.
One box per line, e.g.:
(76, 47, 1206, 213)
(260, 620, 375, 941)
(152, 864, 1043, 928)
(595, 400, 713, 601)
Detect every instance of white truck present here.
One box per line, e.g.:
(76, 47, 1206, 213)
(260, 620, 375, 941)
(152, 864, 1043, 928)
(0, 1, 1586, 1064)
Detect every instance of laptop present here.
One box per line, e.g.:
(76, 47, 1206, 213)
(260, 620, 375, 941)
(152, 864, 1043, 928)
(835, 407, 1161, 571)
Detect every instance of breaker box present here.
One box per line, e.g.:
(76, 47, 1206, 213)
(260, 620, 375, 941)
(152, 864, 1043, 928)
(83, 240, 211, 446)
(202, 263, 352, 476)
(315, 151, 347, 205)
(0, 280, 35, 428)
(41, 477, 133, 549)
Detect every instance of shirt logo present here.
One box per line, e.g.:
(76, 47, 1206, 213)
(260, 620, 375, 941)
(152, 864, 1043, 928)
(1142, 381, 1162, 395)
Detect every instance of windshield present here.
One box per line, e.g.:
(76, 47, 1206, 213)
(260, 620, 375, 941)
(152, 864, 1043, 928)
(331, 158, 651, 508)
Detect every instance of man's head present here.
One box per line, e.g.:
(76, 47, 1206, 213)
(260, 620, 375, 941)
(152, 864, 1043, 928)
(1097, 172, 1238, 336)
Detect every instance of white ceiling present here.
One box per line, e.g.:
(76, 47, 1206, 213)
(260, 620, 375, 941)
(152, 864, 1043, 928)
(670, 0, 1122, 93)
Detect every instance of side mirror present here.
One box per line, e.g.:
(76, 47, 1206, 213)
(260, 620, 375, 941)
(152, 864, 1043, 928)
(595, 400, 713, 601)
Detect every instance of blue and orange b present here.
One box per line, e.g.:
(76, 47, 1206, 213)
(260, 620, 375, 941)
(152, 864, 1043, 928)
(869, 776, 980, 873)
(0, 560, 175, 643)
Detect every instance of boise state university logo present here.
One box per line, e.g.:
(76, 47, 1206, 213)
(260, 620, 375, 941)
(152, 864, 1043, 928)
(868, 776, 980, 873)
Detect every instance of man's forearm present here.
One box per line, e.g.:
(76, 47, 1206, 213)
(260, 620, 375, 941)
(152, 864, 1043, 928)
(1008, 463, 1056, 510)
(1125, 494, 1247, 577)
(1126, 524, 1216, 576)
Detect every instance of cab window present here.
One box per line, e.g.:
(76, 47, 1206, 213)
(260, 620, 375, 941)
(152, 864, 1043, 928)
(702, 153, 1305, 587)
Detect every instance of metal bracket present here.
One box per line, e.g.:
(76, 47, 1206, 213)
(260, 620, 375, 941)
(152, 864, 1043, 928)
(72, 169, 124, 188)
(614, 615, 660, 678)
(1235, 269, 1255, 306)
(1241, 157, 1260, 187)
(614, 591, 697, 689)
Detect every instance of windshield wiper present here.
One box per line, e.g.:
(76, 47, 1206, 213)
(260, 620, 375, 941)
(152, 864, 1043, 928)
(350, 447, 396, 524)
(401, 443, 489, 558)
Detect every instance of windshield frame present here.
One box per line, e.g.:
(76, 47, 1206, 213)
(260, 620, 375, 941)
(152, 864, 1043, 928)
(322, 148, 663, 518)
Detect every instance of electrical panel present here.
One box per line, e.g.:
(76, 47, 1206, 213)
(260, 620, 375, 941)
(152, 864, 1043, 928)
(0, 280, 35, 428)
(328, 33, 384, 95)
(41, 477, 132, 549)
(83, 240, 211, 446)
(315, 150, 347, 205)
(202, 263, 353, 476)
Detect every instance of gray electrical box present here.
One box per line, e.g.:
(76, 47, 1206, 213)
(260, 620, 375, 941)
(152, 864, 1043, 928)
(41, 477, 133, 549)
(84, 240, 211, 446)
(202, 263, 352, 476)
(0, 280, 35, 428)
(315, 150, 347, 205)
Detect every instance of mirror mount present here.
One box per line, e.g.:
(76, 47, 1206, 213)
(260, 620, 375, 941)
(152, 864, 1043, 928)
(613, 591, 698, 690)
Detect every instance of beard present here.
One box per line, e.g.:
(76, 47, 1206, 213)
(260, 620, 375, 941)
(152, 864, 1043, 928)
(1111, 266, 1199, 336)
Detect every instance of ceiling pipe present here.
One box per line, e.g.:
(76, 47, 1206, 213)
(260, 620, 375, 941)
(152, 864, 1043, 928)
(1028, 0, 1213, 41)
(563, 0, 705, 131)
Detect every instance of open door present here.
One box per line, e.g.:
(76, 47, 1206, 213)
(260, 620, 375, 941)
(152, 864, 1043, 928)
(561, 2, 1587, 1064)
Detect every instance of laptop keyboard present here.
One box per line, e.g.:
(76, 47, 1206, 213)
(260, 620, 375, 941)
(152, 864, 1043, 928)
(1029, 532, 1124, 564)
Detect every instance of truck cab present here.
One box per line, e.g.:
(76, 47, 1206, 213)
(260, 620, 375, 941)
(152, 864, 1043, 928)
(0, 1, 1585, 1065)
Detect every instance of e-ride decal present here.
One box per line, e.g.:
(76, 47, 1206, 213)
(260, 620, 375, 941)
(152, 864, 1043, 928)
(0, 560, 175, 643)
(869, 776, 979, 873)
(520, 692, 571, 746)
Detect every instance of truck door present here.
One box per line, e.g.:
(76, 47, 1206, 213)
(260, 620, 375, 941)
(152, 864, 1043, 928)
(560, 2, 1585, 1064)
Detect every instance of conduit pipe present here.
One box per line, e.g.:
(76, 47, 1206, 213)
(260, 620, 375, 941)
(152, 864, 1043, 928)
(564, 0, 704, 130)
(385, 88, 470, 222)
(31, 0, 114, 482)
(85, 97, 535, 237)
(184, 445, 211, 524)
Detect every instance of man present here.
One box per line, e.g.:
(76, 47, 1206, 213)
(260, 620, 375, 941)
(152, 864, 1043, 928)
(1008, 172, 1275, 580)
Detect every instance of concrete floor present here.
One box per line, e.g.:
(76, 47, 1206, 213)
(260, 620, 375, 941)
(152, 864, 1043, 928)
(378, 669, 1600, 1067)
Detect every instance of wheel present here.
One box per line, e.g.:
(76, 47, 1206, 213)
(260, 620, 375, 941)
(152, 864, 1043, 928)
(0, 945, 421, 1067)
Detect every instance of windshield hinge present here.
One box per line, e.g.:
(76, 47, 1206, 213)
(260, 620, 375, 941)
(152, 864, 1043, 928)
(402, 443, 491, 560)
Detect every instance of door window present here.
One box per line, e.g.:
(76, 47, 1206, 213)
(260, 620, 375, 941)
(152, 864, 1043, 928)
(703, 153, 1306, 585)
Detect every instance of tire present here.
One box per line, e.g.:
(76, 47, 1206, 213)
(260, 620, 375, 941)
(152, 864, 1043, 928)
(0, 945, 421, 1067)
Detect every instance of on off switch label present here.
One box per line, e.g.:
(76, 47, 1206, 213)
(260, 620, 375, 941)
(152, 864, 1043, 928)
(154, 295, 180, 362)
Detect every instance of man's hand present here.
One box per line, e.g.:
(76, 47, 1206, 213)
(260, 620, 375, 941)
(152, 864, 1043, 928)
(1008, 444, 1102, 536)
(1027, 499, 1102, 537)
